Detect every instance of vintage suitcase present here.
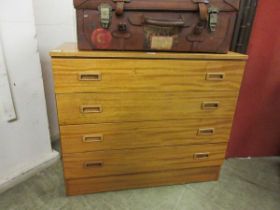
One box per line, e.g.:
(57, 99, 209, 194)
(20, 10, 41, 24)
(74, 0, 240, 53)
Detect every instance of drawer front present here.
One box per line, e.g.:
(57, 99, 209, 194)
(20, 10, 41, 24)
(63, 143, 226, 179)
(66, 166, 220, 195)
(60, 119, 232, 153)
(53, 59, 245, 93)
(56, 92, 239, 125)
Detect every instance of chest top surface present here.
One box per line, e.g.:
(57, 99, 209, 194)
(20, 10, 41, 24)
(50, 43, 248, 61)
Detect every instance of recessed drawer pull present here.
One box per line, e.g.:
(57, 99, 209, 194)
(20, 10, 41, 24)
(80, 105, 102, 113)
(206, 72, 225, 81)
(79, 72, 101, 81)
(201, 101, 220, 110)
(197, 128, 215, 136)
(82, 134, 103, 142)
(84, 161, 103, 169)
(193, 153, 209, 160)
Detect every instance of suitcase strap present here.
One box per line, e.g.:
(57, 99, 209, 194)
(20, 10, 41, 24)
(198, 2, 209, 22)
(193, 0, 219, 34)
(112, 0, 130, 16)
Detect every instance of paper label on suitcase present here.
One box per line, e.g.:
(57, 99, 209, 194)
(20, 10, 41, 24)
(150, 36, 173, 50)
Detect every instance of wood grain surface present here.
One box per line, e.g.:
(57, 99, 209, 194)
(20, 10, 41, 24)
(63, 143, 226, 179)
(52, 59, 246, 93)
(50, 44, 246, 195)
(66, 166, 220, 195)
(56, 91, 239, 125)
(50, 43, 248, 60)
(60, 119, 232, 153)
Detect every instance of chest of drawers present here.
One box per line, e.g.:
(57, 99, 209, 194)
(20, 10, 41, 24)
(51, 43, 247, 196)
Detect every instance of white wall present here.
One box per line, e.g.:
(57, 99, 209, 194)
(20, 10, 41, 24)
(33, 0, 77, 140)
(0, 0, 58, 191)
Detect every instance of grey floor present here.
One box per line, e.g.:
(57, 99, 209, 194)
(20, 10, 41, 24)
(0, 154, 279, 210)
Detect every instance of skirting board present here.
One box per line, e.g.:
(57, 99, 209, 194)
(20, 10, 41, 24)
(0, 150, 59, 194)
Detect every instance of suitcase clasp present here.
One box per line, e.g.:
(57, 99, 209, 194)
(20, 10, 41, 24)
(98, 3, 112, 29)
(208, 7, 219, 32)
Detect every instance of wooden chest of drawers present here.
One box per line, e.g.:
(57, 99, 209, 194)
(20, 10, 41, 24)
(51, 43, 247, 196)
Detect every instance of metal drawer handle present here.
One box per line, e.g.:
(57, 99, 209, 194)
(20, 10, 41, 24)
(194, 153, 210, 160)
(84, 161, 103, 168)
(79, 72, 101, 81)
(80, 105, 102, 113)
(82, 134, 103, 142)
(197, 128, 215, 136)
(206, 72, 225, 81)
(201, 101, 220, 110)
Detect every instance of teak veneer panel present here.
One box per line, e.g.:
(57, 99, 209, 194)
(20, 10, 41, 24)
(50, 44, 247, 195)
(56, 91, 239, 125)
(53, 59, 245, 93)
(63, 143, 227, 179)
(60, 119, 232, 153)
(66, 166, 220, 196)
(50, 43, 248, 60)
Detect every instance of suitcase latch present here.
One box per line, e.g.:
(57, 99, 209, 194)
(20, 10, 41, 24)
(98, 3, 112, 29)
(208, 7, 219, 32)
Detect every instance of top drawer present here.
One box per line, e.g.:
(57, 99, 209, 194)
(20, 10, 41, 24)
(52, 59, 245, 93)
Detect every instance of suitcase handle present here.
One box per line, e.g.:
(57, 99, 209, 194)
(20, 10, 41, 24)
(144, 16, 185, 27)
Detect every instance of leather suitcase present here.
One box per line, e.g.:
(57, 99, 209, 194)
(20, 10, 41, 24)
(74, 0, 240, 53)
